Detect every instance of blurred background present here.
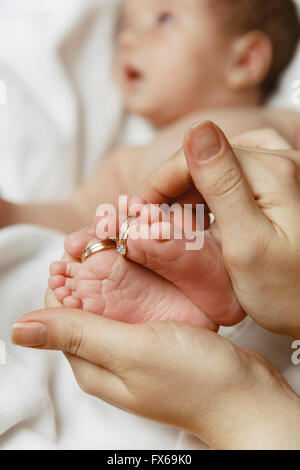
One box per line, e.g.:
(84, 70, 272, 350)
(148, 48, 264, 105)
(0, 0, 121, 203)
(0, 0, 299, 205)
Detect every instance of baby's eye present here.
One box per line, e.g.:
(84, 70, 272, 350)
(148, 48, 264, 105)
(157, 12, 174, 25)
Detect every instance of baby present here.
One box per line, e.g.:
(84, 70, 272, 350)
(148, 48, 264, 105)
(45, 0, 300, 329)
(1, 0, 300, 234)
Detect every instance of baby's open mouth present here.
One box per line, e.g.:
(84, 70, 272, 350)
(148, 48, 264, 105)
(124, 65, 143, 83)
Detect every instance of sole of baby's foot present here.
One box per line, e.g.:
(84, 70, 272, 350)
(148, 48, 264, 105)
(95, 205, 245, 327)
(129, 224, 245, 326)
(48, 249, 218, 330)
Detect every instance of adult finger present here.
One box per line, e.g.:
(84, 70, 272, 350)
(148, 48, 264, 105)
(231, 128, 292, 150)
(12, 308, 151, 372)
(141, 134, 300, 207)
(65, 353, 131, 410)
(140, 147, 200, 205)
(184, 122, 268, 241)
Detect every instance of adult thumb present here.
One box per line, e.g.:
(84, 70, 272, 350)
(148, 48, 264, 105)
(184, 122, 266, 242)
(11, 308, 143, 370)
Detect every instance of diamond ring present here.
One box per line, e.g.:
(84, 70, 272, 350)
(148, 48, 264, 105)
(117, 220, 130, 257)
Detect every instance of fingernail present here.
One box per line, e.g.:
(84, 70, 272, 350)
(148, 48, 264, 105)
(11, 322, 48, 347)
(189, 122, 221, 162)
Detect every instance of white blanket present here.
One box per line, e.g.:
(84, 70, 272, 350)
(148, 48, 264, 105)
(0, 0, 299, 450)
(0, 0, 123, 202)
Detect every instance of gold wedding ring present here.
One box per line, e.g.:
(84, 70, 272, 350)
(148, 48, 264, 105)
(81, 239, 116, 263)
(117, 220, 130, 257)
(81, 219, 130, 262)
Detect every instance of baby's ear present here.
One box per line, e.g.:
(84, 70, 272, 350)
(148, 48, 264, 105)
(226, 31, 273, 91)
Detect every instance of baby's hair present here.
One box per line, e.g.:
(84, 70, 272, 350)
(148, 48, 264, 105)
(212, 0, 300, 99)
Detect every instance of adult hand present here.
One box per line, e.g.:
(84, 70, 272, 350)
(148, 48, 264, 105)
(141, 124, 300, 338)
(230, 127, 293, 149)
(11, 308, 300, 450)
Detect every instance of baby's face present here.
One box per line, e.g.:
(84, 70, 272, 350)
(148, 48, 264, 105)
(115, 0, 231, 126)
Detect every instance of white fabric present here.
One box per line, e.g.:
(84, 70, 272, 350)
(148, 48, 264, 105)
(0, 0, 299, 450)
(0, 0, 122, 202)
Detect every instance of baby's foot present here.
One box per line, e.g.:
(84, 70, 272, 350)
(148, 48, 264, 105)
(49, 237, 217, 330)
(92, 201, 245, 327)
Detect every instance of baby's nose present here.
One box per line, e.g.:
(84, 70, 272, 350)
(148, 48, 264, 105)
(119, 29, 139, 51)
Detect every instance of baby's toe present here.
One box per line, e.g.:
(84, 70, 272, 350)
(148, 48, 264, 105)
(48, 275, 66, 291)
(53, 286, 72, 303)
(63, 296, 82, 309)
(95, 196, 147, 240)
(127, 220, 181, 265)
(95, 213, 118, 240)
(50, 261, 66, 276)
(64, 277, 76, 291)
(64, 261, 81, 279)
(64, 231, 96, 259)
